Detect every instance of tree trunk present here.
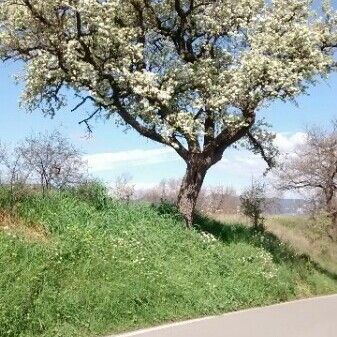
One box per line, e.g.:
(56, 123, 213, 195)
(327, 212, 337, 241)
(327, 208, 337, 240)
(325, 188, 337, 240)
(177, 157, 209, 228)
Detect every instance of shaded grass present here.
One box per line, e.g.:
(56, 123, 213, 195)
(195, 213, 337, 280)
(215, 213, 337, 276)
(266, 215, 337, 275)
(0, 193, 336, 337)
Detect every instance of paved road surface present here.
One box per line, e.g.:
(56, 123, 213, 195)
(111, 295, 337, 337)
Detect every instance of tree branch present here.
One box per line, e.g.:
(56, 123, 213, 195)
(78, 108, 102, 133)
(247, 131, 277, 172)
(204, 108, 256, 162)
(111, 90, 188, 160)
(71, 95, 95, 112)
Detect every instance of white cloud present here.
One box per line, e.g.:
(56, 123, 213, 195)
(84, 147, 177, 172)
(215, 132, 308, 179)
(83, 132, 308, 195)
(216, 152, 266, 176)
(274, 132, 307, 153)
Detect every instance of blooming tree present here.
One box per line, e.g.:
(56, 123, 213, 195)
(18, 131, 87, 194)
(0, 0, 337, 226)
(277, 122, 337, 237)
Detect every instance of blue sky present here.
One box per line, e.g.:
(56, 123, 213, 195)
(1, 58, 337, 192)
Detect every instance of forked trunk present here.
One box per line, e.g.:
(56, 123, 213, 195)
(177, 158, 209, 228)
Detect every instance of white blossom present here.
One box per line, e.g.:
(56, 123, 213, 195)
(0, 0, 336, 153)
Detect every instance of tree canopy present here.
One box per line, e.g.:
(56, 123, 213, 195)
(1, 0, 337, 225)
(1, 0, 336, 159)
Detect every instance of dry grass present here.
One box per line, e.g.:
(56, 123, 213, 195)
(211, 213, 250, 226)
(213, 213, 337, 275)
(0, 210, 47, 242)
(266, 215, 337, 275)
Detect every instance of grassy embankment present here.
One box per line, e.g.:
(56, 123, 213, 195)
(0, 189, 337, 337)
(215, 214, 337, 276)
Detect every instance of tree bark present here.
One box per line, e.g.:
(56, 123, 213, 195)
(177, 157, 209, 228)
(325, 188, 337, 240)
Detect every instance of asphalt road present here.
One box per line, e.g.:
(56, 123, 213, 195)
(111, 295, 337, 337)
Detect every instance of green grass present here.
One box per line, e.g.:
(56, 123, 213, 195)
(0, 191, 337, 337)
(216, 213, 337, 276)
(266, 215, 337, 275)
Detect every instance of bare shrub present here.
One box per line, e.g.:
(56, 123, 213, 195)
(240, 180, 266, 230)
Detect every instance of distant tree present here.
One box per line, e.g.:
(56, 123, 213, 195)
(206, 185, 238, 214)
(112, 173, 135, 203)
(159, 178, 181, 203)
(139, 178, 181, 204)
(276, 122, 337, 237)
(240, 180, 266, 230)
(140, 180, 239, 214)
(158, 180, 170, 202)
(0, 143, 30, 207)
(1, 1, 337, 226)
(18, 132, 87, 195)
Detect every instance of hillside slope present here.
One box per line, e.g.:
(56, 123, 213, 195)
(0, 192, 336, 337)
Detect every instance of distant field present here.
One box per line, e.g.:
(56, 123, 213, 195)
(1, 191, 337, 337)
